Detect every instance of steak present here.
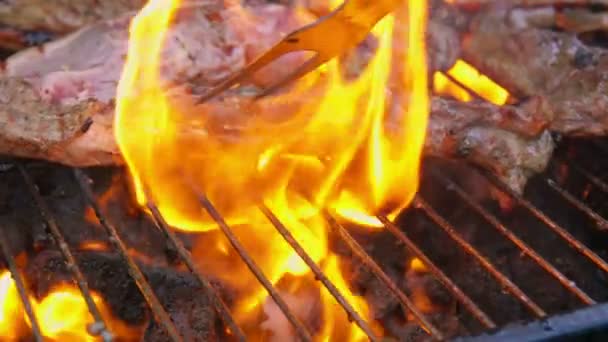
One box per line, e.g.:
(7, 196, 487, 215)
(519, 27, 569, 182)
(0, 0, 145, 34)
(0, 0, 596, 193)
(462, 4, 608, 136)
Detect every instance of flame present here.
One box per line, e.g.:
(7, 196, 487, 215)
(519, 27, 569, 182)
(404, 257, 438, 323)
(0, 271, 139, 341)
(433, 72, 472, 102)
(0, 271, 24, 339)
(116, 0, 428, 339)
(409, 257, 427, 273)
(445, 60, 509, 105)
(319, 255, 381, 341)
(79, 241, 109, 252)
(34, 285, 140, 341)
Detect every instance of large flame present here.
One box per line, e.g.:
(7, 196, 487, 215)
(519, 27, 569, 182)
(116, 0, 428, 339)
(0, 271, 138, 341)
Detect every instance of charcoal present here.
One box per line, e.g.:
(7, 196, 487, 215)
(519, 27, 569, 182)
(24, 249, 228, 340)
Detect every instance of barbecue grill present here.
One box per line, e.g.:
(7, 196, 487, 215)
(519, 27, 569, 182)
(1, 135, 607, 341)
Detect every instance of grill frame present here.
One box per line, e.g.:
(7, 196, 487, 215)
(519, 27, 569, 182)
(0, 140, 606, 341)
(455, 302, 608, 342)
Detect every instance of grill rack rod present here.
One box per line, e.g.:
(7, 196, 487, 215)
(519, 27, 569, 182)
(322, 213, 447, 338)
(0, 223, 43, 342)
(259, 204, 383, 342)
(9, 154, 608, 341)
(431, 169, 596, 305)
(567, 159, 608, 194)
(413, 197, 547, 318)
(481, 169, 608, 275)
(145, 197, 247, 342)
(375, 215, 497, 329)
(19, 165, 114, 342)
(73, 169, 183, 342)
(193, 190, 313, 342)
(546, 179, 608, 231)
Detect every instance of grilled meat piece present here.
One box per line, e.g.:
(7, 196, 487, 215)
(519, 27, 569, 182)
(462, 5, 608, 135)
(0, 1, 558, 193)
(0, 1, 313, 165)
(0, 0, 145, 34)
(426, 98, 554, 194)
(0, 77, 115, 165)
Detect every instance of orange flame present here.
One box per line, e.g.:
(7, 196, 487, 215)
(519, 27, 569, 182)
(433, 72, 472, 102)
(445, 60, 509, 105)
(0, 271, 138, 340)
(0, 271, 24, 339)
(319, 255, 381, 341)
(115, 0, 428, 339)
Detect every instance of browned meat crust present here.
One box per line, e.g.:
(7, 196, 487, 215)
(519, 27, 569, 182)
(462, 4, 608, 136)
(0, 77, 117, 165)
(0, 0, 145, 33)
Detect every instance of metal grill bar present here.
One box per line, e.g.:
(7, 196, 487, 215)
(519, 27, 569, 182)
(18, 165, 113, 341)
(323, 213, 446, 339)
(567, 160, 608, 194)
(546, 179, 608, 231)
(432, 169, 596, 305)
(145, 198, 246, 342)
(7, 141, 608, 341)
(0, 224, 43, 342)
(414, 197, 547, 318)
(193, 191, 313, 342)
(259, 204, 381, 342)
(375, 215, 497, 329)
(73, 169, 183, 342)
(481, 169, 608, 274)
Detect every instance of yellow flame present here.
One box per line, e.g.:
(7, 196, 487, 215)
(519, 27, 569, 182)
(319, 255, 380, 341)
(446, 60, 509, 105)
(115, 0, 429, 339)
(0, 271, 24, 339)
(0, 272, 138, 340)
(409, 257, 427, 272)
(433, 72, 472, 102)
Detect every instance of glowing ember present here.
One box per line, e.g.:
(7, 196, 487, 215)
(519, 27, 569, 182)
(445, 59, 509, 105)
(116, 0, 428, 339)
(409, 257, 427, 273)
(0, 271, 138, 341)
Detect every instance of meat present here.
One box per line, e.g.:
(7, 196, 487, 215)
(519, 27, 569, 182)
(0, 1, 556, 192)
(0, 0, 595, 193)
(0, 77, 116, 165)
(0, 0, 145, 34)
(462, 4, 608, 135)
(0, 1, 314, 165)
(425, 97, 554, 194)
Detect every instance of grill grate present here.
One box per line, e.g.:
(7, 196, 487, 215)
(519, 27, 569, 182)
(0, 140, 607, 341)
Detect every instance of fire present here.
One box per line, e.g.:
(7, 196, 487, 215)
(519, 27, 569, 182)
(0, 271, 24, 339)
(445, 59, 509, 105)
(0, 271, 138, 341)
(79, 241, 109, 252)
(116, 0, 428, 339)
(433, 71, 472, 102)
(319, 255, 380, 341)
